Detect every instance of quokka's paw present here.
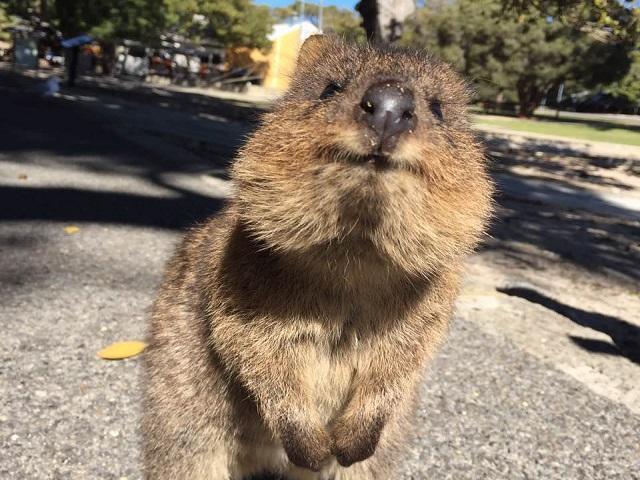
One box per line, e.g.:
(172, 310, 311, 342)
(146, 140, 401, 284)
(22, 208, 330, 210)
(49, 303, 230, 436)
(331, 414, 385, 467)
(280, 418, 333, 471)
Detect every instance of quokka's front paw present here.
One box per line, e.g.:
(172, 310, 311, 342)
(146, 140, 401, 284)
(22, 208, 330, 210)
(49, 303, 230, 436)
(331, 414, 385, 467)
(279, 419, 333, 471)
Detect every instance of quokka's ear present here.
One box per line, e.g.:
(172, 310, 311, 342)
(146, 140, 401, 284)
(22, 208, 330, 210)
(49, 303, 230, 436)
(296, 35, 337, 69)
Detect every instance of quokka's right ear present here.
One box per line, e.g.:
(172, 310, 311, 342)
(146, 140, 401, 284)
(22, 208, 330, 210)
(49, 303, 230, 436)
(296, 35, 337, 69)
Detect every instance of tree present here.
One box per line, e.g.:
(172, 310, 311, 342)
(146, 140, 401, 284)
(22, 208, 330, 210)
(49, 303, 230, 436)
(2, 0, 273, 46)
(356, 0, 415, 43)
(1, 1, 40, 18)
(56, 0, 165, 40)
(355, 0, 380, 41)
(502, 0, 640, 44)
(2, 0, 166, 40)
(401, 0, 635, 117)
(606, 50, 640, 106)
(0, 2, 18, 41)
(272, 1, 365, 42)
(165, 0, 272, 48)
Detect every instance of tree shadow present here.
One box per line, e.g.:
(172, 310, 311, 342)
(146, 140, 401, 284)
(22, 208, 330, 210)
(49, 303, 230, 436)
(2, 66, 639, 293)
(480, 131, 640, 285)
(0, 68, 255, 231)
(82, 74, 268, 123)
(494, 174, 640, 221)
(482, 133, 640, 180)
(480, 125, 640, 285)
(483, 177, 640, 284)
(0, 185, 224, 230)
(497, 286, 640, 365)
(481, 188, 640, 289)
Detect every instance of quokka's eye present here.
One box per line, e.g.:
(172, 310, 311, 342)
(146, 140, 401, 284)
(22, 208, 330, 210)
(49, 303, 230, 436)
(320, 81, 344, 100)
(430, 100, 443, 121)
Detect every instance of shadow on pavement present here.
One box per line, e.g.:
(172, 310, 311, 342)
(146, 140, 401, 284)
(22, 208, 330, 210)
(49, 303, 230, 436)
(0, 70, 252, 231)
(483, 133, 640, 183)
(1, 68, 639, 285)
(498, 287, 640, 365)
(482, 135, 640, 285)
(0, 186, 224, 230)
(483, 182, 640, 284)
(496, 174, 640, 221)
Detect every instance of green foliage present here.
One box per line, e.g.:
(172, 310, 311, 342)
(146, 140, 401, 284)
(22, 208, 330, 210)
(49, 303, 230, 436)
(606, 50, 640, 104)
(2, 0, 165, 39)
(272, 1, 365, 42)
(2, 0, 272, 47)
(91, 0, 165, 41)
(503, 0, 640, 43)
(165, 0, 273, 48)
(401, 0, 635, 117)
(0, 3, 15, 41)
(1, 1, 40, 18)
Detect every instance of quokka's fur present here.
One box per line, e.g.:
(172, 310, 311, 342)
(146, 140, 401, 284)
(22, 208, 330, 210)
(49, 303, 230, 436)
(143, 35, 493, 480)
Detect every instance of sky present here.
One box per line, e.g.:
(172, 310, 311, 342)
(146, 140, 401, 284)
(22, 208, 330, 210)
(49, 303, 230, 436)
(256, 1, 640, 16)
(256, 0, 359, 10)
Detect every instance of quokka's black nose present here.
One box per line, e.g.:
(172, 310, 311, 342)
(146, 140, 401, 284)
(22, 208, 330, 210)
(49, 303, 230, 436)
(357, 81, 416, 154)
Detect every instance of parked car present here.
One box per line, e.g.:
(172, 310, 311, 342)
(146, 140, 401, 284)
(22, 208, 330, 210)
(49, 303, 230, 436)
(575, 92, 638, 114)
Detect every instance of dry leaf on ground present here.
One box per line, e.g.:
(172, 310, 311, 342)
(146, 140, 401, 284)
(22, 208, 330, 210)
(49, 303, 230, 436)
(98, 341, 147, 360)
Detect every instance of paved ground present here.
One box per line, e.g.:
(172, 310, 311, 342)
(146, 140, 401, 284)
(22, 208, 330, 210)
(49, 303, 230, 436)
(1, 70, 639, 479)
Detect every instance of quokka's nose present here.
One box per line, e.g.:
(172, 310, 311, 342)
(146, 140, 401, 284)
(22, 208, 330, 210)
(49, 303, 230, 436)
(357, 81, 416, 153)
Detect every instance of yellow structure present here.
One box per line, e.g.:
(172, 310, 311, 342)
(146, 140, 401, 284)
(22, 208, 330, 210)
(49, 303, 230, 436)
(226, 46, 270, 78)
(264, 21, 320, 91)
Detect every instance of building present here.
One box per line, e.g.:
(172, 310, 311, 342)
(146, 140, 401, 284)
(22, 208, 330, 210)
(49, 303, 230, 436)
(263, 20, 320, 91)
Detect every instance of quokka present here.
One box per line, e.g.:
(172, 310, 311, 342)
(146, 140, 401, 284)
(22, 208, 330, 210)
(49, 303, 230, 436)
(143, 35, 493, 480)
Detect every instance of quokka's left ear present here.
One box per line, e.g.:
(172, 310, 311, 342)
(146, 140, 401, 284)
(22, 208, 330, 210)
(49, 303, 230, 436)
(296, 34, 340, 70)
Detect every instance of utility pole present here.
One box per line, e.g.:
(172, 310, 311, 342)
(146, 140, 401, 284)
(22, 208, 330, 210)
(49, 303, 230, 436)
(319, 0, 324, 31)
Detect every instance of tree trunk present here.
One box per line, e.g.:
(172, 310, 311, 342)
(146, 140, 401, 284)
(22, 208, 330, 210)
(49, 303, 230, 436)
(516, 81, 542, 118)
(356, 0, 416, 44)
(356, 0, 382, 43)
(54, 0, 80, 37)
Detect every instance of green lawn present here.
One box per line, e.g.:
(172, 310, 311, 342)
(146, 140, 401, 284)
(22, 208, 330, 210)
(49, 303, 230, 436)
(473, 114, 640, 146)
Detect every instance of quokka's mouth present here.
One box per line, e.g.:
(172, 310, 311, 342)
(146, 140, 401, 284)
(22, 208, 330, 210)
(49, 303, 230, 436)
(323, 145, 392, 171)
(362, 153, 392, 170)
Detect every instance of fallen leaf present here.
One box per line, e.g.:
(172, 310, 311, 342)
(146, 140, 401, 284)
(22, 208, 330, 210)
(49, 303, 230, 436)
(64, 225, 80, 234)
(98, 341, 147, 360)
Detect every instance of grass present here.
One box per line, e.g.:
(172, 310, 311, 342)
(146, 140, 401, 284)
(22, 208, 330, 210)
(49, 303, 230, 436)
(473, 114, 640, 147)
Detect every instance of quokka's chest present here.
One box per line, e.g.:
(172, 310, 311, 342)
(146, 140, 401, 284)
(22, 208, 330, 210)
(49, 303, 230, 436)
(298, 328, 376, 423)
(302, 349, 356, 423)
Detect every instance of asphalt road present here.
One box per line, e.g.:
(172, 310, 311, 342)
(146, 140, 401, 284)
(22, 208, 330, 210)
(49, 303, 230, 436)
(1, 72, 639, 479)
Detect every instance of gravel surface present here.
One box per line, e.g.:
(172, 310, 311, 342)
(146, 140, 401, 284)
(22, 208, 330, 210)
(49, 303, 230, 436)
(1, 70, 638, 479)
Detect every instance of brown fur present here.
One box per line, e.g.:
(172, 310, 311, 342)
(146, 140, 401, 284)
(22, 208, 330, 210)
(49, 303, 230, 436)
(142, 36, 493, 479)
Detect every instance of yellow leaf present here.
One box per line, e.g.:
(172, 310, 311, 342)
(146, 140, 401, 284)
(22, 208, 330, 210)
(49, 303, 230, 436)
(98, 341, 147, 360)
(64, 225, 80, 234)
